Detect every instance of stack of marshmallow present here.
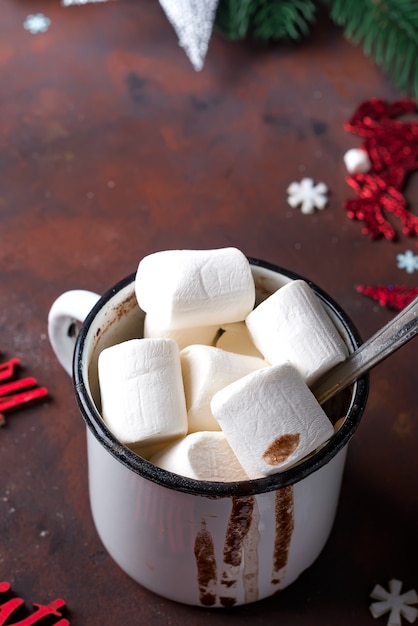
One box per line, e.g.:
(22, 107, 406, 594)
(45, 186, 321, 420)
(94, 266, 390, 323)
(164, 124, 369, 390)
(98, 248, 348, 482)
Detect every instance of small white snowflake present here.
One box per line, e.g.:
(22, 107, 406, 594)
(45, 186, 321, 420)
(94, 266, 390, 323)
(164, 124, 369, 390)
(369, 579, 418, 626)
(23, 14, 51, 34)
(397, 250, 418, 274)
(287, 177, 328, 214)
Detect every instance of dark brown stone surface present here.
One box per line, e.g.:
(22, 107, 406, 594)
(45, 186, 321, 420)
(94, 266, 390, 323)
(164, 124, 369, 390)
(1, 1, 416, 623)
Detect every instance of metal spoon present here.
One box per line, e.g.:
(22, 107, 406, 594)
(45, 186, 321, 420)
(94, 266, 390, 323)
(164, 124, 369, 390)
(312, 295, 418, 405)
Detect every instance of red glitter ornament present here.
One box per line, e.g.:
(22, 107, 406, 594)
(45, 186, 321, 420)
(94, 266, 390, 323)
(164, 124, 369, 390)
(357, 285, 418, 310)
(344, 99, 418, 240)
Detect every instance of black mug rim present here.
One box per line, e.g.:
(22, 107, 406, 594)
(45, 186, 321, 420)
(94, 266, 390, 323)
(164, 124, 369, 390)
(73, 257, 369, 498)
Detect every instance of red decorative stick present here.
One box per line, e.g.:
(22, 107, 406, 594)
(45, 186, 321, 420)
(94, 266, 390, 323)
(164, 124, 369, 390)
(0, 582, 69, 625)
(0, 358, 49, 426)
(0, 358, 20, 382)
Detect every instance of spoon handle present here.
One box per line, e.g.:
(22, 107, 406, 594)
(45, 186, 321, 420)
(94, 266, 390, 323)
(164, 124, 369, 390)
(312, 295, 418, 405)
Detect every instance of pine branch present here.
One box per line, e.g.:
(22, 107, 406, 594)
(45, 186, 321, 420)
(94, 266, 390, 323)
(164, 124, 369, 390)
(252, 0, 316, 41)
(215, 0, 316, 42)
(215, 0, 256, 40)
(325, 0, 418, 98)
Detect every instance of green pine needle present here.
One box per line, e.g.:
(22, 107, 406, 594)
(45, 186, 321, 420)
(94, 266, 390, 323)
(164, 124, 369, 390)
(214, 0, 418, 97)
(252, 1, 316, 41)
(215, 0, 316, 42)
(325, 0, 418, 97)
(215, 0, 256, 40)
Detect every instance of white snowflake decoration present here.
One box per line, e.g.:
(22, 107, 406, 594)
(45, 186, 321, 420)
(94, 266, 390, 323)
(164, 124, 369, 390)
(287, 177, 328, 214)
(23, 14, 51, 34)
(370, 579, 418, 626)
(397, 250, 418, 274)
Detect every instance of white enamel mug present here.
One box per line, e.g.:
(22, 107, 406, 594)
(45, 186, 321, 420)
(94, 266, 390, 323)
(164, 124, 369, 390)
(48, 258, 368, 607)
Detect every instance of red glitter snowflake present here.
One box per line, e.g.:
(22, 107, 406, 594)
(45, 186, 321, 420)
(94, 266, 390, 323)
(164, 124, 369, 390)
(344, 99, 418, 241)
(357, 285, 418, 311)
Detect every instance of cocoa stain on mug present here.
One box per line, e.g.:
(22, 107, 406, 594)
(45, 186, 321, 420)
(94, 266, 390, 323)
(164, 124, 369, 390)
(194, 490, 294, 605)
(194, 497, 260, 607)
(194, 519, 217, 606)
(263, 433, 300, 465)
(242, 497, 260, 604)
(223, 496, 254, 567)
(113, 291, 138, 323)
(91, 292, 138, 357)
(220, 496, 255, 607)
(272, 486, 294, 585)
(255, 280, 271, 301)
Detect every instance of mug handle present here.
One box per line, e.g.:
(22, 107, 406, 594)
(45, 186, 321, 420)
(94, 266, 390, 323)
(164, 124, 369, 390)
(48, 290, 101, 376)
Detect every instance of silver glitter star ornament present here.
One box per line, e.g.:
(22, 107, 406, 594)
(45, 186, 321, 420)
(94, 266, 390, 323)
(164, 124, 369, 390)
(159, 0, 220, 71)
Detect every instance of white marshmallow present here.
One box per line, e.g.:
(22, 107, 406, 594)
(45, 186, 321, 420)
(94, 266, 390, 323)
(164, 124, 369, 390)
(215, 322, 263, 358)
(210, 362, 334, 478)
(98, 338, 188, 445)
(180, 345, 268, 432)
(135, 248, 255, 329)
(144, 315, 219, 350)
(343, 148, 371, 174)
(149, 431, 249, 482)
(245, 280, 348, 385)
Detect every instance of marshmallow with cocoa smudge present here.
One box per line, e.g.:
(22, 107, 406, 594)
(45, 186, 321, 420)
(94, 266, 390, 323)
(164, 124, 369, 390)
(135, 247, 255, 330)
(98, 338, 188, 445)
(210, 362, 334, 477)
(180, 345, 268, 432)
(149, 431, 249, 482)
(245, 279, 348, 385)
(215, 322, 263, 358)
